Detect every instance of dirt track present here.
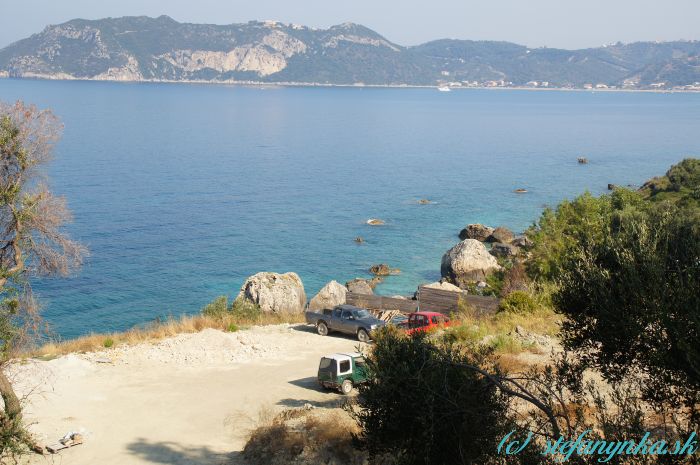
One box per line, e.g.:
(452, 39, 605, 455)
(12, 324, 363, 465)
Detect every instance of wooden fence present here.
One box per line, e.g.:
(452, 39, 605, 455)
(417, 286, 499, 316)
(346, 292, 419, 313)
(346, 286, 499, 316)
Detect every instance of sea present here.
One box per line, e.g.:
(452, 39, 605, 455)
(0, 79, 698, 339)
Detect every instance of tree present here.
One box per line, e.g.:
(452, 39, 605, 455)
(349, 327, 511, 465)
(0, 101, 86, 456)
(554, 198, 700, 412)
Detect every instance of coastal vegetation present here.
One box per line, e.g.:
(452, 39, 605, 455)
(337, 159, 700, 465)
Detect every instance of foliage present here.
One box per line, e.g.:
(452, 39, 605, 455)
(226, 323, 238, 332)
(200, 295, 229, 318)
(102, 337, 114, 348)
(230, 298, 262, 321)
(526, 189, 647, 281)
(350, 327, 514, 465)
(498, 290, 539, 314)
(554, 198, 700, 411)
(640, 158, 700, 208)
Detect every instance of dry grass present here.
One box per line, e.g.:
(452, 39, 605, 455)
(29, 311, 304, 359)
(445, 291, 562, 356)
(243, 406, 364, 465)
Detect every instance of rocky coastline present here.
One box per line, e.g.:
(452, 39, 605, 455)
(234, 222, 529, 314)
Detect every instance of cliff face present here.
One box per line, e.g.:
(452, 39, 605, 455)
(1, 15, 699, 87)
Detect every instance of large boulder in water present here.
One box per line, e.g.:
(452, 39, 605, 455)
(441, 239, 502, 287)
(459, 224, 494, 241)
(308, 280, 347, 311)
(237, 272, 306, 313)
(346, 279, 374, 295)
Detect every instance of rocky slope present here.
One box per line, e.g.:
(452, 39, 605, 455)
(1, 15, 700, 88)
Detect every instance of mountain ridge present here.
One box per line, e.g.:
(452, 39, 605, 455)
(1, 16, 699, 89)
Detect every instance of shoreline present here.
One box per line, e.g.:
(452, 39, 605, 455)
(1, 75, 698, 94)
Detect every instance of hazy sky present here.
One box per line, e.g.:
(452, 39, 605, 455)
(2, 0, 699, 49)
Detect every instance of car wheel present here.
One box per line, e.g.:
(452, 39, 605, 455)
(317, 322, 329, 336)
(357, 328, 370, 343)
(341, 379, 353, 395)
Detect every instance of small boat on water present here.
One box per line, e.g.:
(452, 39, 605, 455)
(437, 86, 451, 92)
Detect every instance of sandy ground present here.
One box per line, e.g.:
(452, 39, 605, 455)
(9, 324, 364, 465)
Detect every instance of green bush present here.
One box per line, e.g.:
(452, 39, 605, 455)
(201, 295, 229, 318)
(230, 298, 262, 321)
(103, 337, 114, 348)
(555, 199, 700, 409)
(350, 328, 514, 465)
(226, 323, 239, 333)
(498, 290, 538, 314)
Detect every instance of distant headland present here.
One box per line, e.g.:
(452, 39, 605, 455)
(1, 16, 699, 91)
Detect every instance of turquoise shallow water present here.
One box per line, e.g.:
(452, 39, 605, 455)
(0, 79, 698, 338)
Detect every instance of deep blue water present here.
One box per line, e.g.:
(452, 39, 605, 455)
(0, 79, 698, 339)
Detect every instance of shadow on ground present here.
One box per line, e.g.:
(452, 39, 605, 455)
(127, 438, 240, 465)
(276, 396, 347, 409)
(289, 323, 366, 343)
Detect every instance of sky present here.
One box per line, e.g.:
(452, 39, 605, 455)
(1, 0, 699, 50)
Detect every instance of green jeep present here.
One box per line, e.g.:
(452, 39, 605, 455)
(317, 352, 368, 394)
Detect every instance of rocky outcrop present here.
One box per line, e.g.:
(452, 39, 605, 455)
(237, 272, 306, 313)
(369, 264, 400, 276)
(459, 224, 494, 241)
(422, 281, 463, 293)
(487, 227, 515, 244)
(308, 280, 347, 311)
(346, 279, 374, 295)
(511, 236, 533, 248)
(490, 242, 519, 257)
(441, 239, 502, 287)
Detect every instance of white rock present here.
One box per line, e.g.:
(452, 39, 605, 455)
(237, 272, 306, 313)
(308, 280, 347, 311)
(440, 239, 502, 288)
(422, 281, 463, 293)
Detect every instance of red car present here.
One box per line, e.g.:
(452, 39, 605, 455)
(402, 311, 452, 335)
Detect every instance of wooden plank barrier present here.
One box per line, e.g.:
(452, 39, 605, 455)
(346, 292, 418, 313)
(418, 286, 499, 316)
(346, 286, 499, 316)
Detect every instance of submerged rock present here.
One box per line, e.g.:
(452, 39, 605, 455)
(441, 239, 502, 287)
(308, 280, 347, 311)
(369, 264, 400, 276)
(459, 224, 494, 241)
(366, 218, 385, 226)
(237, 272, 306, 313)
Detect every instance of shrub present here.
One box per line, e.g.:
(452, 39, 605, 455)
(555, 199, 700, 410)
(226, 323, 239, 333)
(350, 327, 513, 465)
(230, 298, 262, 321)
(200, 295, 229, 318)
(102, 337, 114, 348)
(244, 407, 363, 465)
(498, 290, 538, 314)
